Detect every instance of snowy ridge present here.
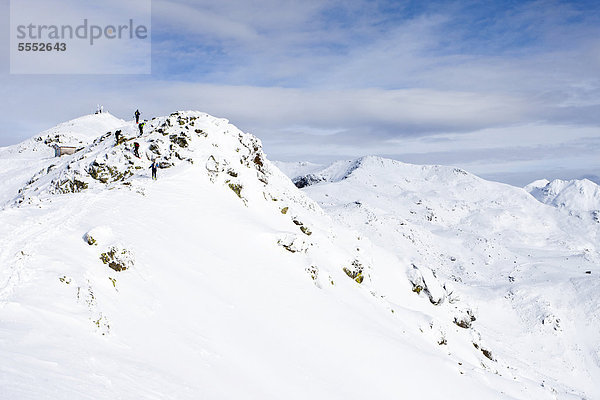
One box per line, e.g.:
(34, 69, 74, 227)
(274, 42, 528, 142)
(0, 113, 127, 158)
(0, 113, 127, 207)
(10, 111, 283, 207)
(291, 156, 475, 188)
(36, 112, 128, 142)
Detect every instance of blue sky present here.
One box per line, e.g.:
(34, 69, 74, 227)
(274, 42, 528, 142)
(1, 0, 599, 185)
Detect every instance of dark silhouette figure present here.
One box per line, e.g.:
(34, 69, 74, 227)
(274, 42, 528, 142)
(115, 130, 123, 146)
(134, 109, 141, 124)
(138, 122, 145, 136)
(150, 160, 158, 180)
(133, 142, 140, 158)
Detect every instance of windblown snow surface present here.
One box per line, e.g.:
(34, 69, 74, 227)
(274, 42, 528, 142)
(0, 113, 598, 399)
(290, 156, 600, 399)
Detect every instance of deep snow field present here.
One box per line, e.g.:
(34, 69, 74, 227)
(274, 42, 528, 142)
(0, 112, 598, 399)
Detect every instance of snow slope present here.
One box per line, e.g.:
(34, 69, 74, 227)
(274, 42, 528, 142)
(295, 156, 600, 399)
(0, 112, 552, 400)
(1, 117, 596, 399)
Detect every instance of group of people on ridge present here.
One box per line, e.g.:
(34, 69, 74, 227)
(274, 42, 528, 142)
(112, 109, 159, 180)
(135, 109, 146, 135)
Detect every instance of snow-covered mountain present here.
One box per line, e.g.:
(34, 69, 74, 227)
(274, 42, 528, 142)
(1, 118, 598, 399)
(293, 156, 600, 399)
(525, 178, 600, 216)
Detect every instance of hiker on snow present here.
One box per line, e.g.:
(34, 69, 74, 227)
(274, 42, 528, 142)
(133, 142, 140, 158)
(138, 121, 145, 135)
(114, 130, 122, 145)
(150, 159, 159, 180)
(134, 109, 141, 124)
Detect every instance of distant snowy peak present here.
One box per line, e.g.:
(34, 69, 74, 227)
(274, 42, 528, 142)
(523, 179, 550, 192)
(272, 161, 324, 180)
(526, 178, 600, 212)
(290, 156, 387, 188)
(291, 155, 478, 188)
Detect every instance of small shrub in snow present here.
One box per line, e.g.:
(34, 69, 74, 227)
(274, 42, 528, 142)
(343, 260, 364, 284)
(93, 313, 110, 336)
(300, 226, 312, 236)
(85, 234, 97, 246)
(228, 183, 243, 198)
(473, 343, 495, 361)
(306, 266, 324, 288)
(99, 246, 134, 272)
(306, 266, 318, 281)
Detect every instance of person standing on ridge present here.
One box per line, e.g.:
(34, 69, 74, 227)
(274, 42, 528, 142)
(149, 159, 159, 180)
(114, 130, 123, 146)
(138, 121, 145, 136)
(134, 109, 141, 124)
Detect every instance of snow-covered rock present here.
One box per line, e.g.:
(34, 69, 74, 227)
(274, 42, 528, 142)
(408, 264, 447, 305)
